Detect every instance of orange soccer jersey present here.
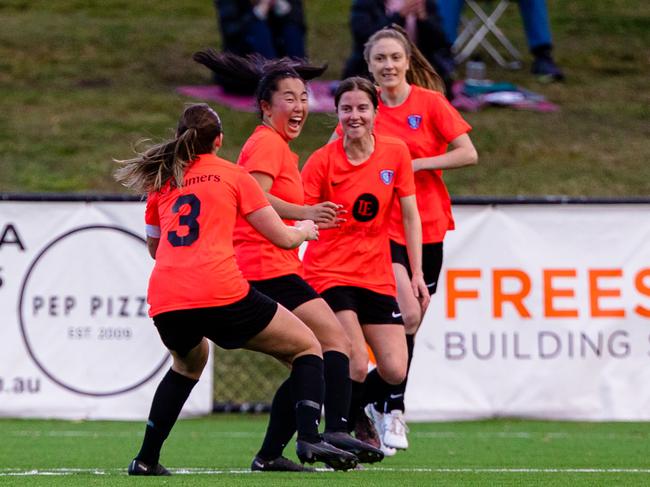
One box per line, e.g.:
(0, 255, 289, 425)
(301, 135, 416, 297)
(377, 85, 471, 244)
(233, 125, 304, 280)
(145, 153, 270, 317)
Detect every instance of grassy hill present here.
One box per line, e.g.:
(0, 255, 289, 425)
(1, 0, 648, 196)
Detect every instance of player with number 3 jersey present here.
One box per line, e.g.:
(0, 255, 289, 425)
(115, 103, 358, 476)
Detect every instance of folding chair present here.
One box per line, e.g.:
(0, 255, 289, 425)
(452, 0, 523, 69)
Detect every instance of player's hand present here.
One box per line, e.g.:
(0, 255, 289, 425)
(314, 203, 347, 229)
(411, 272, 430, 311)
(303, 202, 339, 224)
(295, 219, 319, 241)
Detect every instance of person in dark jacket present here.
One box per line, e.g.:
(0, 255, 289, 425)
(213, 0, 307, 93)
(342, 0, 454, 97)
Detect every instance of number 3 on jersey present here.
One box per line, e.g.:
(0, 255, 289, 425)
(168, 194, 201, 247)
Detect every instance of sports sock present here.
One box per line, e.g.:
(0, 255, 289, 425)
(291, 354, 324, 442)
(348, 380, 365, 432)
(385, 333, 416, 412)
(323, 351, 352, 433)
(257, 379, 296, 460)
(363, 368, 388, 406)
(135, 368, 198, 466)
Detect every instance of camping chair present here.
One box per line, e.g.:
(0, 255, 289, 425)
(452, 0, 523, 69)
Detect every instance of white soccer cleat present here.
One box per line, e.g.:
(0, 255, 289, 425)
(380, 441, 397, 457)
(366, 404, 397, 456)
(365, 404, 384, 436)
(382, 410, 409, 450)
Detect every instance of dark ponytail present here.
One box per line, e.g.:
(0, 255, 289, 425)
(193, 49, 327, 118)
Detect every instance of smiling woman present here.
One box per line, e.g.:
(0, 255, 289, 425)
(302, 77, 428, 455)
(360, 26, 478, 454)
(190, 51, 383, 470)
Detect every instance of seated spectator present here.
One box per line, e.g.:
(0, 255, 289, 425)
(437, 0, 564, 82)
(342, 0, 455, 98)
(213, 0, 306, 92)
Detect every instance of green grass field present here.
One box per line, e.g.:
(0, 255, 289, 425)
(1, 0, 649, 195)
(1, 416, 649, 486)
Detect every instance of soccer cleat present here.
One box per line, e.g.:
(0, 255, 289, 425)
(353, 407, 381, 449)
(322, 431, 384, 464)
(127, 458, 171, 476)
(296, 438, 358, 471)
(365, 405, 397, 456)
(382, 410, 409, 450)
(251, 455, 316, 472)
(380, 442, 397, 457)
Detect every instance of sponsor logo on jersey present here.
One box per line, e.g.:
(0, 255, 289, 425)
(352, 193, 379, 222)
(380, 169, 394, 185)
(407, 114, 422, 130)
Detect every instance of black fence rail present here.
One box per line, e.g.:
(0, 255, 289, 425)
(3, 193, 650, 204)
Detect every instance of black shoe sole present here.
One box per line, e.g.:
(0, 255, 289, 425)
(322, 433, 384, 464)
(296, 442, 358, 471)
(353, 449, 384, 464)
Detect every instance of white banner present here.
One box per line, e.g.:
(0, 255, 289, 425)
(0, 201, 212, 419)
(407, 204, 650, 421)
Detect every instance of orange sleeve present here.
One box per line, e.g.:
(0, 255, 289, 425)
(144, 191, 161, 238)
(393, 143, 416, 198)
(240, 135, 285, 180)
(301, 151, 326, 206)
(237, 171, 272, 216)
(429, 94, 472, 142)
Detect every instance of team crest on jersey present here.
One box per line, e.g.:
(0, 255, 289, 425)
(407, 114, 422, 130)
(380, 169, 394, 185)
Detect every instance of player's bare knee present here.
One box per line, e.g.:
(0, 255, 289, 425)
(401, 305, 422, 334)
(377, 362, 407, 385)
(172, 357, 205, 380)
(349, 350, 370, 381)
(321, 330, 351, 357)
(295, 328, 322, 359)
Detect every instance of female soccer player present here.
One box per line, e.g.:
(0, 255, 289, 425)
(302, 77, 429, 453)
(193, 51, 383, 469)
(361, 26, 478, 453)
(114, 103, 358, 475)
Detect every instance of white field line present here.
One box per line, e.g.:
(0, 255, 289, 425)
(1, 467, 650, 477)
(6, 430, 648, 440)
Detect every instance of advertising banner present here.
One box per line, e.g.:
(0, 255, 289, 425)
(0, 201, 212, 419)
(407, 204, 650, 420)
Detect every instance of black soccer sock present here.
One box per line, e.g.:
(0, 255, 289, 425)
(363, 368, 388, 407)
(257, 379, 296, 460)
(291, 354, 324, 443)
(385, 334, 416, 412)
(135, 368, 198, 466)
(323, 351, 352, 433)
(348, 380, 365, 432)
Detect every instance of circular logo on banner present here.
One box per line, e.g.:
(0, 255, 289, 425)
(352, 193, 379, 222)
(18, 225, 169, 397)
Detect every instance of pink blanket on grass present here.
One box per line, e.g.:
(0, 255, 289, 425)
(177, 80, 337, 113)
(451, 81, 559, 113)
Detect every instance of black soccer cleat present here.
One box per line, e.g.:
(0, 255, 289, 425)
(296, 438, 358, 471)
(127, 458, 171, 476)
(251, 455, 316, 472)
(323, 431, 384, 464)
